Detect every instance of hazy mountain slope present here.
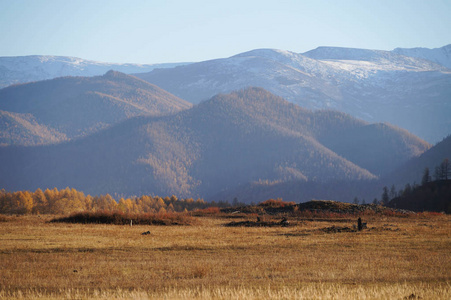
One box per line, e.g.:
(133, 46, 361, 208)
(392, 44, 451, 69)
(0, 55, 189, 88)
(318, 122, 431, 176)
(0, 116, 153, 196)
(135, 49, 342, 105)
(0, 88, 430, 200)
(383, 135, 451, 188)
(0, 71, 191, 144)
(135, 46, 451, 143)
(177, 89, 377, 195)
(303, 46, 448, 71)
(209, 178, 381, 204)
(0, 110, 67, 146)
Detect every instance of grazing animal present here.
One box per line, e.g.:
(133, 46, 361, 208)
(141, 231, 151, 235)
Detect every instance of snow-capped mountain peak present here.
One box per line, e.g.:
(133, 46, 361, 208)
(392, 44, 451, 69)
(0, 55, 190, 88)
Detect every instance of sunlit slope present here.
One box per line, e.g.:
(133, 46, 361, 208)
(0, 88, 430, 198)
(0, 71, 191, 145)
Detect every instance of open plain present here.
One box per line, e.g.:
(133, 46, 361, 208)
(0, 213, 450, 299)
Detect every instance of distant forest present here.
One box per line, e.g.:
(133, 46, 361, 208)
(1, 159, 449, 215)
(384, 159, 451, 213)
(0, 187, 230, 215)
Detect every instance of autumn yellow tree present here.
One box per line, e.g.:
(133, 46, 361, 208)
(32, 188, 47, 214)
(13, 191, 34, 214)
(92, 194, 117, 211)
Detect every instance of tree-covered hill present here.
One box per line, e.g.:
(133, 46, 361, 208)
(0, 110, 67, 146)
(0, 88, 430, 200)
(387, 180, 451, 213)
(0, 71, 191, 145)
(382, 135, 451, 189)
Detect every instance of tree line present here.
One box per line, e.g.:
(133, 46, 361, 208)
(379, 159, 450, 204)
(351, 158, 451, 207)
(0, 187, 230, 215)
(377, 158, 451, 213)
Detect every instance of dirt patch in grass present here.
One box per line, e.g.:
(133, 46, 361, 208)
(224, 219, 292, 227)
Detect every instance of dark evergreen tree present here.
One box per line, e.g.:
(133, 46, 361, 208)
(389, 184, 397, 200)
(441, 158, 450, 180)
(434, 158, 450, 180)
(421, 167, 430, 185)
(381, 186, 389, 205)
(403, 183, 412, 197)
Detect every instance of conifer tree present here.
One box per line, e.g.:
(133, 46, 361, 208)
(389, 185, 397, 200)
(434, 158, 450, 181)
(421, 167, 430, 185)
(381, 186, 389, 205)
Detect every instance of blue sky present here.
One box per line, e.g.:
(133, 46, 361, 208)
(1, 0, 450, 64)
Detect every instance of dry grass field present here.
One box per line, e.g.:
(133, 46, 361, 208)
(0, 213, 450, 299)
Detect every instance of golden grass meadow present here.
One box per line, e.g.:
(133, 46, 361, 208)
(0, 212, 450, 299)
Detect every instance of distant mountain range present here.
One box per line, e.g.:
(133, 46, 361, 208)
(393, 44, 451, 69)
(0, 88, 430, 200)
(135, 45, 451, 143)
(214, 131, 450, 204)
(0, 71, 191, 145)
(1, 45, 450, 143)
(0, 45, 449, 203)
(0, 55, 189, 88)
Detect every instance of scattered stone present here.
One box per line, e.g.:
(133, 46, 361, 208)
(321, 226, 355, 233)
(280, 217, 289, 227)
(224, 220, 292, 227)
(404, 293, 422, 299)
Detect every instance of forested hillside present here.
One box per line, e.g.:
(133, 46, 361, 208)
(0, 110, 67, 146)
(0, 88, 430, 201)
(0, 71, 191, 145)
(382, 135, 451, 189)
(318, 123, 430, 176)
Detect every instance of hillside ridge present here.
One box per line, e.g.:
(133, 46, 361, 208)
(0, 88, 430, 201)
(0, 71, 191, 145)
